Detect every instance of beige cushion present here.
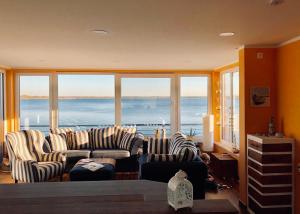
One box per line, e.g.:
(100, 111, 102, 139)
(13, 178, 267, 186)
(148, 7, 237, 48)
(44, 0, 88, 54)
(91, 150, 130, 159)
(64, 150, 91, 158)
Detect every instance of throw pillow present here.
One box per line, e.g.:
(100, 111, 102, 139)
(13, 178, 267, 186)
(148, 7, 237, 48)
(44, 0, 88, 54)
(69, 130, 90, 150)
(148, 137, 170, 154)
(49, 133, 68, 152)
(91, 127, 116, 149)
(119, 132, 135, 151)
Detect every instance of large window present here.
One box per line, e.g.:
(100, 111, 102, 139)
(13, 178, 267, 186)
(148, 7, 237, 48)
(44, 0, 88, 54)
(221, 70, 239, 149)
(58, 75, 115, 130)
(180, 76, 209, 136)
(17, 73, 211, 137)
(0, 72, 5, 166)
(121, 77, 171, 135)
(19, 75, 50, 133)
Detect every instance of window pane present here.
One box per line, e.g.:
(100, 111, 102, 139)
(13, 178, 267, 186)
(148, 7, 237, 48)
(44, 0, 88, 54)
(58, 75, 115, 130)
(222, 73, 232, 143)
(233, 72, 239, 148)
(180, 77, 208, 136)
(121, 78, 171, 136)
(20, 76, 50, 133)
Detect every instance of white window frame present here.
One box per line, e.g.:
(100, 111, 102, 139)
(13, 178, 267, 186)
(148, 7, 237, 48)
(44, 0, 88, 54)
(220, 68, 239, 148)
(16, 73, 52, 131)
(178, 74, 211, 138)
(15, 72, 212, 137)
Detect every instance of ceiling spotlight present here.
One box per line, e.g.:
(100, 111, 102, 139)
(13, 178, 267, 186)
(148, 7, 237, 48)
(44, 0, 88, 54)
(91, 30, 109, 35)
(219, 32, 235, 37)
(269, 0, 284, 6)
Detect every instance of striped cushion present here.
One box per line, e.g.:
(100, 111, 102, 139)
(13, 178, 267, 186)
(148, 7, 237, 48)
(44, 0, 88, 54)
(114, 126, 126, 147)
(174, 140, 198, 162)
(49, 133, 68, 152)
(169, 132, 186, 155)
(50, 128, 74, 134)
(68, 130, 91, 150)
(148, 137, 169, 154)
(37, 161, 64, 181)
(91, 127, 116, 149)
(119, 132, 135, 151)
(147, 154, 178, 162)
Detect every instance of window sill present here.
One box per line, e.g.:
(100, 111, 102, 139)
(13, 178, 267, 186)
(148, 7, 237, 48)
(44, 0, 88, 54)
(214, 142, 239, 160)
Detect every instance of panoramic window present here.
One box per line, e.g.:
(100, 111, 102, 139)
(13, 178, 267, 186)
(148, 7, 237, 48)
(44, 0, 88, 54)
(58, 75, 115, 130)
(180, 76, 208, 136)
(19, 75, 50, 133)
(221, 70, 239, 149)
(121, 77, 171, 136)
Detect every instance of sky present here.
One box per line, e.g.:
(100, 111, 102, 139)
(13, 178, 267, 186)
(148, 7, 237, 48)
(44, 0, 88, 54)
(20, 75, 209, 97)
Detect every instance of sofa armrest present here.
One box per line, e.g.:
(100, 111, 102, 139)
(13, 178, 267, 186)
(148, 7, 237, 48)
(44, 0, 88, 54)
(40, 152, 66, 163)
(143, 140, 148, 154)
(147, 154, 178, 163)
(11, 159, 39, 183)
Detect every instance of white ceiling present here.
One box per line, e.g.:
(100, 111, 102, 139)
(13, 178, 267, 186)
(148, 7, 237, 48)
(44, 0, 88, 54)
(0, 0, 299, 70)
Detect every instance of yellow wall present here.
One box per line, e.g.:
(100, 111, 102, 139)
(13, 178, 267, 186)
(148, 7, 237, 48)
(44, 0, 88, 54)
(277, 40, 300, 214)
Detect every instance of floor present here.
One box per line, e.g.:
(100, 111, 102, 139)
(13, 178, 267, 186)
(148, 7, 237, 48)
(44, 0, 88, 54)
(0, 170, 245, 213)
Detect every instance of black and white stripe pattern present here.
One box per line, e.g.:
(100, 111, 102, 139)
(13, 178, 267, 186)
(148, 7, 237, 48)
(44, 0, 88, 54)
(5, 130, 65, 183)
(147, 154, 178, 162)
(168, 132, 186, 155)
(37, 161, 64, 181)
(91, 127, 116, 149)
(114, 126, 125, 147)
(68, 130, 91, 150)
(119, 132, 135, 151)
(49, 133, 68, 152)
(148, 137, 170, 154)
(50, 128, 74, 134)
(173, 140, 198, 162)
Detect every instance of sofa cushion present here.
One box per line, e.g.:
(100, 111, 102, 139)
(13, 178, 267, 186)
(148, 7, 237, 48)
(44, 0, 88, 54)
(148, 137, 169, 154)
(114, 126, 137, 147)
(49, 133, 68, 152)
(119, 132, 135, 151)
(91, 150, 130, 159)
(91, 127, 116, 149)
(68, 130, 91, 150)
(64, 150, 91, 158)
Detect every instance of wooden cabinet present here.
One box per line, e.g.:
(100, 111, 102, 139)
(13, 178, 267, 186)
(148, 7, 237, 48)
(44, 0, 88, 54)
(247, 135, 294, 214)
(210, 153, 238, 181)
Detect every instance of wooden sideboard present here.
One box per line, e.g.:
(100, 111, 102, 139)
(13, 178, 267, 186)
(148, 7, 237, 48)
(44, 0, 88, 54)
(247, 135, 294, 214)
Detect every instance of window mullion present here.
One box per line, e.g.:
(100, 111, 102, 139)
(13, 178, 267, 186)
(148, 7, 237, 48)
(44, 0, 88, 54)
(115, 74, 121, 126)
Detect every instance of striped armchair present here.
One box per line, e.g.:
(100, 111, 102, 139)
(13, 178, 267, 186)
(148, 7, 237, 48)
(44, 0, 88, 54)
(5, 130, 66, 183)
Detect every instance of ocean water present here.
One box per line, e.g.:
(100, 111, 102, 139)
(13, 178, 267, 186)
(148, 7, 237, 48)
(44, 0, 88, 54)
(20, 97, 208, 136)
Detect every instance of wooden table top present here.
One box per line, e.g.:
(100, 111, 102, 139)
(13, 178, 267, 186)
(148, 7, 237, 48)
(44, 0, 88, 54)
(0, 180, 238, 214)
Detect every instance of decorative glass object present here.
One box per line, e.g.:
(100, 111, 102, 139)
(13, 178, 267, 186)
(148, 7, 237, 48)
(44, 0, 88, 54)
(167, 170, 193, 211)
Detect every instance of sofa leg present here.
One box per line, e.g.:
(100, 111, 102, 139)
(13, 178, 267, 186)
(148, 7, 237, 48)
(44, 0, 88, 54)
(14, 179, 18, 184)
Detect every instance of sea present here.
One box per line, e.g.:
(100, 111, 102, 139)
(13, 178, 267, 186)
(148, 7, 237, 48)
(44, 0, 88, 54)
(20, 97, 208, 136)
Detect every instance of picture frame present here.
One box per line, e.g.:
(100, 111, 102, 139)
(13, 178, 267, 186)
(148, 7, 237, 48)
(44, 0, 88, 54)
(250, 87, 270, 107)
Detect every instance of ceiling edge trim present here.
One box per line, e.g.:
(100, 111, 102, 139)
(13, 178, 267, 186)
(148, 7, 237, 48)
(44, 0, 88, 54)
(278, 35, 300, 47)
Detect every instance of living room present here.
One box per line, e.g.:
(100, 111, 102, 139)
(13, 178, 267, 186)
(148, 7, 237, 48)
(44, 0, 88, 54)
(0, 0, 300, 213)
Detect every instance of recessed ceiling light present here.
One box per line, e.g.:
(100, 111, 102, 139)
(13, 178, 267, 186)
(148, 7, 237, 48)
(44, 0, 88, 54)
(91, 30, 109, 35)
(219, 32, 235, 37)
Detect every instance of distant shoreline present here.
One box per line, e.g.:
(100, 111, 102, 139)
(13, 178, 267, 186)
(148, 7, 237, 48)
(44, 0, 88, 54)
(20, 95, 207, 100)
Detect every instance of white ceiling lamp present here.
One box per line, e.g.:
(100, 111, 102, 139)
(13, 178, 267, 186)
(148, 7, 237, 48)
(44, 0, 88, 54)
(91, 29, 109, 35)
(219, 32, 235, 37)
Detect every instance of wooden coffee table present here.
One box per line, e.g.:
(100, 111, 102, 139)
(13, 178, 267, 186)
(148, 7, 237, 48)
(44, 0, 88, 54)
(0, 180, 238, 213)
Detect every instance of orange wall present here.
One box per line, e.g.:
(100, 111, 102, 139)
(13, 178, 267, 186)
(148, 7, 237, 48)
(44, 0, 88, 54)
(277, 40, 300, 214)
(239, 48, 277, 204)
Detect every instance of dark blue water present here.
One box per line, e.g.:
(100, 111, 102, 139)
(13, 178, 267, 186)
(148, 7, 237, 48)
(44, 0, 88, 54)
(20, 97, 208, 136)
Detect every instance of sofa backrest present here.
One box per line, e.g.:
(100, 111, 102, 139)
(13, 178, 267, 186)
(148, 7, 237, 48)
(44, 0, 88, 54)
(90, 127, 116, 149)
(6, 130, 46, 161)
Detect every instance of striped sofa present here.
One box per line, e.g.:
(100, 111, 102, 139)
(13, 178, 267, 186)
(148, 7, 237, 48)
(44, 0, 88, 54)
(48, 126, 144, 172)
(5, 130, 66, 183)
(139, 132, 208, 199)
